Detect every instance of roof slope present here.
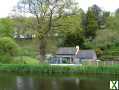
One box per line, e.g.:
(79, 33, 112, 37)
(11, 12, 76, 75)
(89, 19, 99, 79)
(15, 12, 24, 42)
(56, 47, 97, 59)
(77, 50, 97, 59)
(56, 47, 76, 55)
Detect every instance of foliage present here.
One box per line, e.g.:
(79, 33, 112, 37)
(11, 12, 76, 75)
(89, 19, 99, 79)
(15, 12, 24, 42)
(0, 18, 14, 37)
(85, 8, 98, 39)
(16, 0, 79, 61)
(13, 17, 34, 36)
(57, 15, 84, 47)
(18, 47, 37, 58)
(85, 30, 119, 50)
(96, 48, 103, 57)
(90, 4, 104, 28)
(12, 56, 39, 64)
(106, 15, 119, 31)
(0, 37, 19, 63)
(63, 32, 84, 47)
(95, 30, 119, 49)
(1, 4, 118, 61)
(0, 37, 19, 56)
(115, 8, 119, 15)
(0, 64, 119, 74)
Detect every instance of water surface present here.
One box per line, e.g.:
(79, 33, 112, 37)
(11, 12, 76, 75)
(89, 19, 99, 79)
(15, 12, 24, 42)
(0, 73, 118, 90)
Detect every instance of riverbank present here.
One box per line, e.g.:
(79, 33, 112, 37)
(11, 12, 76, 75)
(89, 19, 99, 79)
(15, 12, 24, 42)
(0, 64, 119, 74)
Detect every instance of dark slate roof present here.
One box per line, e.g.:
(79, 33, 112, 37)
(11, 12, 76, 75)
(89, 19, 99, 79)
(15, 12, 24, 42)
(77, 50, 96, 59)
(56, 47, 76, 55)
(56, 47, 97, 59)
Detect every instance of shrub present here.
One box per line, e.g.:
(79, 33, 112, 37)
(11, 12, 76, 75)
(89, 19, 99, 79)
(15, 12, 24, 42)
(12, 56, 39, 64)
(0, 37, 19, 63)
(18, 47, 37, 58)
(0, 37, 19, 55)
(96, 48, 103, 57)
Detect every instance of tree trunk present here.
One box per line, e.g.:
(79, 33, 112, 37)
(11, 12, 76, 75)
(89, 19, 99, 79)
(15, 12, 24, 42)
(39, 37, 46, 63)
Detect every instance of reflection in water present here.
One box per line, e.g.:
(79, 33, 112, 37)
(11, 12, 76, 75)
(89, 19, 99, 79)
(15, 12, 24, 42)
(0, 74, 116, 90)
(75, 78, 80, 86)
(52, 80, 59, 90)
(16, 77, 34, 90)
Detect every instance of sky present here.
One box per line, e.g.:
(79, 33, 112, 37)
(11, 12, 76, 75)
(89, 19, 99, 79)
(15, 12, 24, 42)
(0, 0, 119, 17)
(79, 0, 119, 12)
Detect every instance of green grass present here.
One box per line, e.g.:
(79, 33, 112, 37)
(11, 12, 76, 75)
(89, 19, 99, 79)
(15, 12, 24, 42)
(0, 64, 119, 75)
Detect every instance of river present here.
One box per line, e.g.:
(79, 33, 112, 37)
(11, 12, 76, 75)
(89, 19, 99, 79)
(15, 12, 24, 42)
(0, 73, 118, 90)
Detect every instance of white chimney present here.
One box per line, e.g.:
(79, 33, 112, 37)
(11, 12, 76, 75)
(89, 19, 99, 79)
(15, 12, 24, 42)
(75, 45, 80, 55)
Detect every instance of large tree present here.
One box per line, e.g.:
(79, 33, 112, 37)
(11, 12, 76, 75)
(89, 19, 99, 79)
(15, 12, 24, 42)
(60, 14, 84, 48)
(91, 4, 103, 28)
(85, 8, 98, 39)
(16, 0, 79, 62)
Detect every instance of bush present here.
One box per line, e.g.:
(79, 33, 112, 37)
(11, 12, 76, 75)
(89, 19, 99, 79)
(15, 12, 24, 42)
(12, 56, 39, 64)
(96, 48, 103, 57)
(0, 37, 19, 55)
(18, 47, 37, 58)
(0, 37, 19, 63)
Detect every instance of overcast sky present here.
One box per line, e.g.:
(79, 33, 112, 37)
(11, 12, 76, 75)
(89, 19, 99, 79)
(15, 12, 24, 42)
(0, 0, 119, 17)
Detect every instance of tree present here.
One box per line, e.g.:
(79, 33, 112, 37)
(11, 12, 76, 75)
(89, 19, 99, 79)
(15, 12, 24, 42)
(0, 37, 19, 63)
(80, 9, 87, 35)
(115, 8, 119, 15)
(63, 32, 84, 48)
(85, 8, 98, 39)
(91, 4, 104, 29)
(61, 14, 84, 47)
(16, 0, 79, 62)
(0, 18, 14, 37)
(91, 4, 102, 17)
(106, 14, 119, 31)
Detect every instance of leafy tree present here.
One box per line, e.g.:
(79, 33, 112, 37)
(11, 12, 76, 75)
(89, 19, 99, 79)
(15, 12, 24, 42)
(0, 18, 14, 37)
(80, 9, 87, 36)
(16, 0, 79, 62)
(106, 15, 119, 31)
(115, 8, 119, 15)
(0, 37, 19, 63)
(85, 8, 98, 39)
(91, 4, 102, 17)
(64, 15, 84, 47)
(13, 17, 33, 36)
(63, 32, 84, 47)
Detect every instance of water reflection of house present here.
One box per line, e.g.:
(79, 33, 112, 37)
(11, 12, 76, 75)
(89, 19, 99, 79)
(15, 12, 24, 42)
(49, 46, 97, 64)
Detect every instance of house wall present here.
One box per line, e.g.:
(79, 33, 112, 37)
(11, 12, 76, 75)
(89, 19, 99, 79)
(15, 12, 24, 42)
(74, 58, 80, 64)
(49, 53, 97, 64)
(49, 55, 74, 64)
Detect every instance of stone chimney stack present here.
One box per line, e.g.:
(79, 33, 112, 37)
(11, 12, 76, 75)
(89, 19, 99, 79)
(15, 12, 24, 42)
(75, 45, 80, 55)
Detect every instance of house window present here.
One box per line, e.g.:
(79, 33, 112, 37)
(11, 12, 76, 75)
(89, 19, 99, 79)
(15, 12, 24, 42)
(62, 57, 70, 64)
